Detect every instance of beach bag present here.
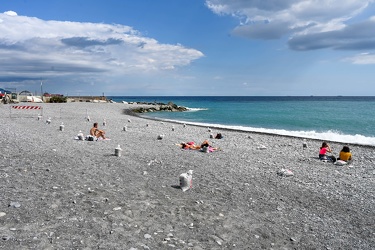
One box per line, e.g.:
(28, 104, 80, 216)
(334, 160, 347, 166)
(179, 170, 193, 192)
(86, 135, 94, 141)
(201, 146, 209, 153)
(330, 155, 337, 162)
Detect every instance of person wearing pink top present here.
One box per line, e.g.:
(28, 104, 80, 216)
(319, 142, 336, 162)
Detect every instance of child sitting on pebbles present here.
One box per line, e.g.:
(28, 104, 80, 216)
(319, 142, 336, 162)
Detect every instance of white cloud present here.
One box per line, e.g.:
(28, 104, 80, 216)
(343, 52, 375, 64)
(0, 11, 204, 83)
(288, 17, 375, 51)
(205, 0, 375, 53)
(4, 11, 17, 16)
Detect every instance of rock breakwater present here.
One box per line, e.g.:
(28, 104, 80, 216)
(131, 101, 188, 113)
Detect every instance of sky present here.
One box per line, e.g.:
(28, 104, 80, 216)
(0, 0, 374, 96)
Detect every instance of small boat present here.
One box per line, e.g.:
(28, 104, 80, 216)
(18, 90, 43, 103)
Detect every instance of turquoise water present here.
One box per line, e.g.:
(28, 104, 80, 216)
(108, 96, 375, 146)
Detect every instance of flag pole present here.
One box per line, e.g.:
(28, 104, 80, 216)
(40, 80, 43, 102)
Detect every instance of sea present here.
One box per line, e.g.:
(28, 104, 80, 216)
(108, 96, 375, 146)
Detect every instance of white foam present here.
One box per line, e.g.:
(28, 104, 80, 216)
(185, 107, 209, 112)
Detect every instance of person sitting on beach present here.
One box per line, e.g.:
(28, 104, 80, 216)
(90, 122, 106, 140)
(338, 146, 352, 162)
(215, 133, 223, 139)
(319, 142, 336, 162)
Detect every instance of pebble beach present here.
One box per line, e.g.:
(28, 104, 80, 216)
(0, 102, 374, 249)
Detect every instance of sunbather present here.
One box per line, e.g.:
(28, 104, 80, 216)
(90, 122, 106, 140)
(179, 140, 218, 152)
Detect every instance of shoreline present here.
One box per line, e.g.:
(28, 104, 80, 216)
(131, 110, 375, 148)
(1, 102, 374, 249)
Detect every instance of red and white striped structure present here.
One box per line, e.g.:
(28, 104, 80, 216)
(9, 105, 43, 118)
(11, 105, 42, 110)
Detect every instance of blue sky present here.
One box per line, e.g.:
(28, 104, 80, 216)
(0, 0, 374, 96)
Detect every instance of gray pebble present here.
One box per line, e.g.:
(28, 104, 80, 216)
(9, 202, 21, 208)
(2, 236, 10, 241)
